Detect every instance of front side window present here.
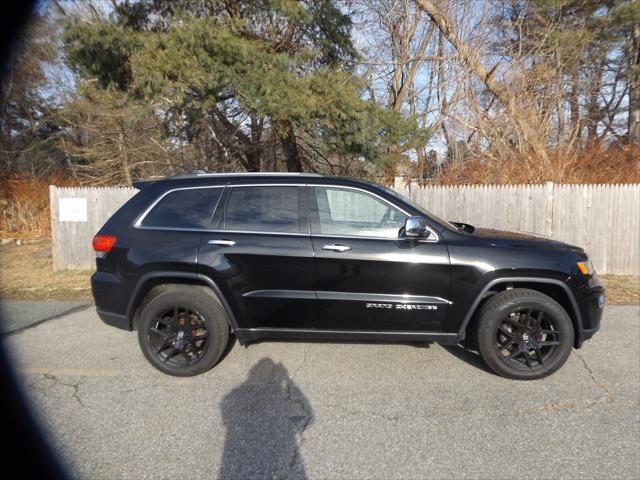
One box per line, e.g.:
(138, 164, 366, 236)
(224, 186, 300, 233)
(314, 187, 407, 238)
(141, 188, 222, 229)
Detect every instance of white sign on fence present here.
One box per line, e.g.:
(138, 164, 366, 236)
(58, 197, 88, 222)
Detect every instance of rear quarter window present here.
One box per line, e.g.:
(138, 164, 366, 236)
(140, 187, 222, 229)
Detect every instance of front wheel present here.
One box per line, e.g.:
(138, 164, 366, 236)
(475, 288, 574, 380)
(137, 285, 230, 376)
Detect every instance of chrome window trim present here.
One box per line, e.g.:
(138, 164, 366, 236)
(213, 229, 307, 237)
(133, 182, 440, 242)
(307, 184, 440, 243)
(133, 185, 225, 229)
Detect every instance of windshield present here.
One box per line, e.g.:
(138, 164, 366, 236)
(381, 186, 460, 231)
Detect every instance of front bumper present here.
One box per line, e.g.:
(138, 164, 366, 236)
(573, 277, 605, 348)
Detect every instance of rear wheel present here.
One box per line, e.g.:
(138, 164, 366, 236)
(475, 288, 574, 380)
(137, 285, 229, 376)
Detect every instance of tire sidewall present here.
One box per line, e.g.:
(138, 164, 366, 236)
(137, 288, 229, 377)
(477, 291, 574, 380)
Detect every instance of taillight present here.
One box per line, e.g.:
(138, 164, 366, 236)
(93, 235, 117, 253)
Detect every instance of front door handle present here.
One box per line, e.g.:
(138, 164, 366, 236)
(322, 244, 351, 252)
(208, 239, 236, 246)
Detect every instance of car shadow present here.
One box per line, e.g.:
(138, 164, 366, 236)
(237, 339, 500, 376)
(441, 345, 496, 375)
(219, 357, 313, 480)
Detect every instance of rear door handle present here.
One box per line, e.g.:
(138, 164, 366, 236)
(322, 244, 351, 252)
(207, 239, 236, 246)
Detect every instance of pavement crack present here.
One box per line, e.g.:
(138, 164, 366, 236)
(574, 350, 613, 404)
(42, 371, 86, 407)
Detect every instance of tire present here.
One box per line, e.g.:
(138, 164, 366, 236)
(474, 288, 574, 380)
(137, 284, 230, 376)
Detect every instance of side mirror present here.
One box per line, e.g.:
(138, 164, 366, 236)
(404, 216, 430, 239)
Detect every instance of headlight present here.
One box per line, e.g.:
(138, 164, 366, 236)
(577, 260, 594, 275)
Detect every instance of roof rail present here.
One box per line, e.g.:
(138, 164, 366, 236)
(167, 171, 323, 179)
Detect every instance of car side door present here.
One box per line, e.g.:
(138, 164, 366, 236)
(198, 183, 316, 332)
(310, 184, 451, 333)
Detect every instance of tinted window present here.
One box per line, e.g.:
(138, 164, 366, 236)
(225, 186, 300, 233)
(141, 188, 222, 229)
(315, 187, 407, 238)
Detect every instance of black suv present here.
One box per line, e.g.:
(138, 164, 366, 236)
(91, 173, 604, 380)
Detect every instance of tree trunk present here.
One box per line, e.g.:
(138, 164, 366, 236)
(414, 0, 550, 164)
(279, 122, 302, 172)
(118, 124, 133, 185)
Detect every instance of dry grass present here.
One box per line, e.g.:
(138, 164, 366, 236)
(600, 275, 640, 305)
(0, 175, 81, 238)
(430, 142, 640, 185)
(0, 239, 637, 305)
(0, 238, 93, 301)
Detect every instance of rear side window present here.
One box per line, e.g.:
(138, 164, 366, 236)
(141, 188, 222, 229)
(225, 186, 300, 233)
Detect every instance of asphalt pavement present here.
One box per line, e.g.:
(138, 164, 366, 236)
(1, 303, 639, 479)
(0, 299, 90, 334)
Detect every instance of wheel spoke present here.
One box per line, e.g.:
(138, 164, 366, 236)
(155, 340, 171, 355)
(534, 347, 545, 366)
(533, 310, 544, 330)
(538, 340, 560, 347)
(504, 319, 524, 333)
(192, 333, 208, 342)
(179, 348, 191, 364)
(498, 326, 515, 339)
(539, 329, 560, 336)
(523, 351, 533, 369)
(150, 327, 169, 339)
(156, 316, 172, 327)
(521, 308, 532, 328)
(506, 348, 522, 360)
(162, 347, 181, 362)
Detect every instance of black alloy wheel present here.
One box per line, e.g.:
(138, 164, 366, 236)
(137, 285, 230, 376)
(495, 307, 562, 371)
(475, 288, 574, 380)
(148, 306, 209, 367)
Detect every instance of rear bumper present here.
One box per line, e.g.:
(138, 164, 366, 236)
(96, 309, 131, 331)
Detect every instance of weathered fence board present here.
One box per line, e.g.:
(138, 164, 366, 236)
(50, 183, 640, 274)
(395, 181, 640, 275)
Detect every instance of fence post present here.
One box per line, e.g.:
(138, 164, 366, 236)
(49, 185, 59, 271)
(544, 181, 554, 237)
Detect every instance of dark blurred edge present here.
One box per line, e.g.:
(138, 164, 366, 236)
(1, 1, 68, 477)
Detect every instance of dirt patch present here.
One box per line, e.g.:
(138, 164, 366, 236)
(0, 238, 93, 301)
(0, 239, 638, 304)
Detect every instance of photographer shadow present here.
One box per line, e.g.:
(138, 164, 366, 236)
(219, 358, 313, 479)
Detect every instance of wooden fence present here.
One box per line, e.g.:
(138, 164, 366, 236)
(395, 181, 640, 275)
(50, 186, 137, 270)
(50, 183, 640, 274)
